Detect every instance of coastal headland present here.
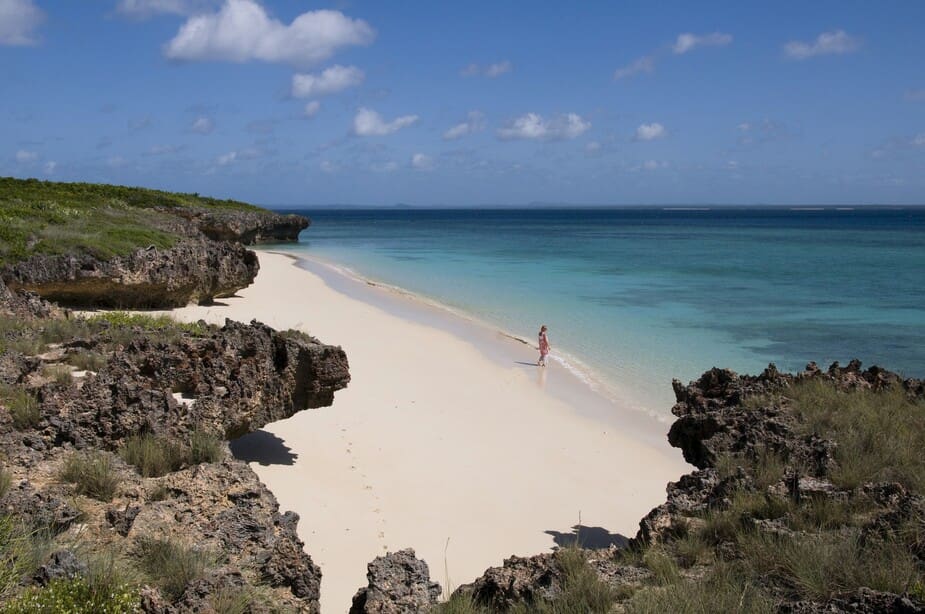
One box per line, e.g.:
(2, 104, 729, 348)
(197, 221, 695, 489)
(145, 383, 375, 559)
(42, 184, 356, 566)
(0, 179, 922, 613)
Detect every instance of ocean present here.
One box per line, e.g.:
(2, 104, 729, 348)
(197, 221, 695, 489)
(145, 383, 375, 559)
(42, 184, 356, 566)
(271, 207, 925, 419)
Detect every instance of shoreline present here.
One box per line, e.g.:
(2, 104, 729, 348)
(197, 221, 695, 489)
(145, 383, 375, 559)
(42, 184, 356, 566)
(278, 248, 676, 429)
(158, 250, 690, 612)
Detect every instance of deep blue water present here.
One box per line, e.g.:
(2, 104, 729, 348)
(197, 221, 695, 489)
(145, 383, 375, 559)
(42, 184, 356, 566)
(272, 207, 925, 417)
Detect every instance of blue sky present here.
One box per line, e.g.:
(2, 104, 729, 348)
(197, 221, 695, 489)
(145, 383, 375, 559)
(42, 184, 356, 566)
(2, 0, 924, 206)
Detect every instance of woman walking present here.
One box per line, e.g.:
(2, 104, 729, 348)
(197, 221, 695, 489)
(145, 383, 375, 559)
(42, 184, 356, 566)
(538, 325, 551, 367)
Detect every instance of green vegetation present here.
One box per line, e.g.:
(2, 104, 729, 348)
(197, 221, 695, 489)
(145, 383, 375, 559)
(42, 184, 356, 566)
(65, 350, 107, 372)
(0, 176, 262, 266)
(0, 465, 10, 499)
(0, 577, 140, 613)
(136, 536, 218, 600)
(86, 311, 206, 337)
(788, 379, 925, 491)
(59, 451, 121, 501)
(208, 586, 257, 614)
(625, 562, 775, 614)
(121, 431, 223, 478)
(0, 385, 41, 430)
(0, 517, 53, 601)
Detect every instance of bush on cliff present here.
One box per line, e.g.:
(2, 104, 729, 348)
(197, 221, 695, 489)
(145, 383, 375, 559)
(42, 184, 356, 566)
(0, 385, 40, 430)
(0, 577, 140, 613)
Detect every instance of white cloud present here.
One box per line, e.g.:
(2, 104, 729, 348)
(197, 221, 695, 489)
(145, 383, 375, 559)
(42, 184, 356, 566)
(15, 149, 38, 163)
(484, 60, 512, 77)
(164, 0, 375, 66)
(107, 156, 128, 168)
(497, 112, 590, 141)
(411, 153, 433, 171)
(352, 107, 418, 136)
(319, 160, 337, 173)
(673, 32, 732, 54)
(913, 134, 925, 147)
(783, 30, 859, 60)
(43, 160, 56, 174)
(303, 100, 321, 118)
(635, 122, 666, 141)
(292, 64, 364, 98)
(642, 159, 667, 170)
(190, 116, 214, 134)
(737, 122, 751, 131)
(585, 141, 602, 154)
(613, 55, 655, 80)
(443, 111, 485, 140)
(216, 148, 260, 165)
(0, 0, 44, 46)
(461, 60, 512, 78)
(115, 0, 218, 18)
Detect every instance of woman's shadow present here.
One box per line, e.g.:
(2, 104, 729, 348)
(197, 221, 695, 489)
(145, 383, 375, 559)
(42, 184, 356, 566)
(545, 525, 629, 550)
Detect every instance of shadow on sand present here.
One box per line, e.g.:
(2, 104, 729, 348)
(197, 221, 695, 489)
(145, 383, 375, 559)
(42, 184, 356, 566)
(545, 525, 630, 550)
(230, 430, 297, 466)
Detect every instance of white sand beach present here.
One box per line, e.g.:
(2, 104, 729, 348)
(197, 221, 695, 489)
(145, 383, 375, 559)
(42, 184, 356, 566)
(161, 250, 690, 612)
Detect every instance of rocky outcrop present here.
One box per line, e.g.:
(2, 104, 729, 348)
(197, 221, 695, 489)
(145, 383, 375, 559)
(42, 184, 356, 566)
(2, 240, 259, 308)
(37, 318, 349, 448)
(451, 360, 925, 613)
(182, 209, 310, 244)
(349, 549, 442, 614)
(0, 285, 349, 612)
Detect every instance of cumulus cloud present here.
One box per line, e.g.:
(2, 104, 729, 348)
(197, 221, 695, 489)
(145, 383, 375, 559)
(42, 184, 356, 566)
(43, 160, 56, 174)
(613, 55, 655, 80)
(673, 32, 732, 54)
(303, 101, 321, 118)
(634, 122, 666, 141)
(443, 111, 485, 140)
(292, 64, 364, 98)
(411, 153, 433, 171)
(497, 112, 590, 141)
(783, 30, 859, 60)
(352, 107, 418, 136)
(164, 0, 375, 66)
(0, 0, 44, 46)
(115, 0, 218, 18)
(190, 116, 214, 134)
(461, 60, 512, 78)
(15, 149, 38, 163)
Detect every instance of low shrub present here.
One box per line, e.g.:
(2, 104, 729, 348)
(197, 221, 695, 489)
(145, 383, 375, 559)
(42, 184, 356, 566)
(59, 451, 120, 501)
(136, 536, 218, 601)
(65, 350, 107, 372)
(120, 434, 188, 478)
(624, 562, 774, 614)
(0, 385, 41, 430)
(188, 430, 224, 465)
(0, 517, 53, 600)
(0, 577, 140, 613)
(208, 586, 256, 614)
(121, 431, 224, 478)
(0, 465, 11, 499)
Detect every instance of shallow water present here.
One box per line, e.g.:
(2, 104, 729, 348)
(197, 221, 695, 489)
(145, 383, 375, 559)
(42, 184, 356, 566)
(272, 207, 925, 418)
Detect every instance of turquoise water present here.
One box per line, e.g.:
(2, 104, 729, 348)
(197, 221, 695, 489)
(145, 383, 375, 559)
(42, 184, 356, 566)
(272, 208, 925, 417)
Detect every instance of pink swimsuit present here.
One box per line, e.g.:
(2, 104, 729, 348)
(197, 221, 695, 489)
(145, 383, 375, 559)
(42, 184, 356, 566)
(539, 332, 550, 356)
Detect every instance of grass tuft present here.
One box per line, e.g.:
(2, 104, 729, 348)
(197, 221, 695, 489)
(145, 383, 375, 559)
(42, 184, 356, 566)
(59, 451, 120, 501)
(135, 536, 218, 601)
(121, 431, 224, 478)
(0, 385, 41, 430)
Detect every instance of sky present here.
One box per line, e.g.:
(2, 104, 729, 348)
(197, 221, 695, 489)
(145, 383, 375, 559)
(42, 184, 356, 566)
(1, 0, 924, 206)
